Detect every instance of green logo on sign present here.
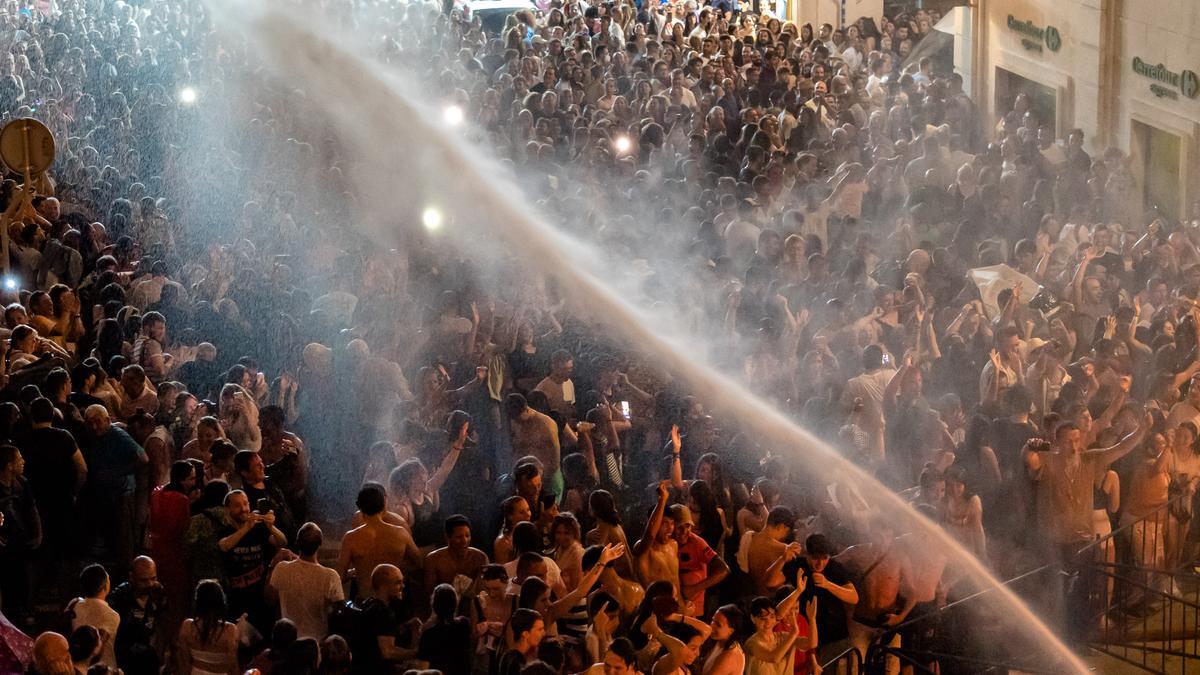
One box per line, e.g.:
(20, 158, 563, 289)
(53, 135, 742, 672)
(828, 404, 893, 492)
(1133, 57, 1200, 100)
(1044, 26, 1062, 52)
(1183, 69, 1199, 99)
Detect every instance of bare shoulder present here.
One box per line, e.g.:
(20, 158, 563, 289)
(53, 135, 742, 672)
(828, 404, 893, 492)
(342, 524, 369, 546)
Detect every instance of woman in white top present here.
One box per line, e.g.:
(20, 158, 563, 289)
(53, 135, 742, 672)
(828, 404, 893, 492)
(744, 572, 816, 675)
(702, 604, 745, 675)
(552, 512, 586, 591)
(176, 580, 239, 675)
(218, 383, 260, 451)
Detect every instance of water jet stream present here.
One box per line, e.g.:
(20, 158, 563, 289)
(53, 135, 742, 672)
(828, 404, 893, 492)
(211, 3, 1089, 671)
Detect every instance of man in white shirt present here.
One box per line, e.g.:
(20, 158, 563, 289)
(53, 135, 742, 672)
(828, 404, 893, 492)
(668, 71, 698, 110)
(70, 564, 121, 669)
(535, 350, 577, 419)
(1038, 127, 1067, 170)
(269, 522, 344, 640)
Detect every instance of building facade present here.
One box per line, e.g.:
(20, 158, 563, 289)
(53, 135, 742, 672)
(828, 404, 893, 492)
(965, 0, 1199, 221)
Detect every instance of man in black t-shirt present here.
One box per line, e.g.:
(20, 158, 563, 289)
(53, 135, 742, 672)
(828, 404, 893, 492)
(353, 563, 418, 674)
(18, 397, 85, 561)
(216, 490, 287, 633)
(785, 533, 859, 666)
(108, 555, 167, 675)
(0, 444, 39, 622)
(233, 450, 295, 543)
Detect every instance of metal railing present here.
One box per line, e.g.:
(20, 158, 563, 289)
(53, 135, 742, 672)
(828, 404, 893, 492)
(819, 645, 863, 674)
(854, 491, 1199, 674)
(1085, 564, 1200, 674)
(1071, 493, 1200, 673)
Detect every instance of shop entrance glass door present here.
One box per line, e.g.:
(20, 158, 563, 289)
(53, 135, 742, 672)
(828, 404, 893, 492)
(1130, 120, 1181, 222)
(994, 67, 1057, 137)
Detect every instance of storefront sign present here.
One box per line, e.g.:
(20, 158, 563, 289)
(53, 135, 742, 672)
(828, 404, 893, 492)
(1006, 15, 1061, 54)
(1132, 57, 1199, 101)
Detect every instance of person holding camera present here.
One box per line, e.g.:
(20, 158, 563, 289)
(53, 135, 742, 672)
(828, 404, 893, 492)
(216, 490, 290, 635)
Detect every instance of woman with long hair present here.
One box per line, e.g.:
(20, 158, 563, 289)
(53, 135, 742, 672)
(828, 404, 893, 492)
(1123, 432, 1172, 593)
(387, 457, 450, 547)
(695, 453, 735, 513)
(176, 580, 238, 675)
(552, 512, 586, 592)
(218, 383, 260, 451)
(560, 452, 597, 519)
(494, 496, 532, 564)
(954, 414, 1001, 519)
(149, 461, 198, 630)
(688, 479, 730, 556)
(181, 416, 224, 464)
(1168, 422, 1200, 571)
(586, 489, 634, 576)
(745, 573, 816, 675)
(943, 466, 987, 560)
(702, 604, 745, 674)
(516, 573, 593, 643)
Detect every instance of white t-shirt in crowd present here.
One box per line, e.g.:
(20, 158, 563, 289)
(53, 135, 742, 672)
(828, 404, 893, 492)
(71, 597, 121, 668)
(269, 558, 345, 639)
(504, 556, 565, 595)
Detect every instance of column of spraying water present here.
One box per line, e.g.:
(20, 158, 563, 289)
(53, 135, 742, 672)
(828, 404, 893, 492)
(207, 1, 1091, 671)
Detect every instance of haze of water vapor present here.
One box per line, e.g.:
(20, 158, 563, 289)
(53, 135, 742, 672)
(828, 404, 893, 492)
(208, 1, 1089, 671)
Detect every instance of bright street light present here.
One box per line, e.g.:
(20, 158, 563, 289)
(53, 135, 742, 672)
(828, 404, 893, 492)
(422, 207, 443, 231)
(443, 105, 464, 126)
(179, 87, 198, 104)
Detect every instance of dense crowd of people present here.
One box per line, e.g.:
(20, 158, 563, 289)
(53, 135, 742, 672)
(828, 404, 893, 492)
(0, 0, 1195, 673)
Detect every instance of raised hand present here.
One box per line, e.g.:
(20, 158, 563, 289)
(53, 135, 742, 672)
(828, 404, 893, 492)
(600, 543, 625, 564)
(1036, 231, 1051, 253)
(641, 614, 659, 636)
(670, 424, 681, 453)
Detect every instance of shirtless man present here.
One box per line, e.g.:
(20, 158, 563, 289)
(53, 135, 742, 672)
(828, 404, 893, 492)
(633, 481, 680, 601)
(583, 544, 644, 617)
(423, 514, 488, 594)
(338, 484, 423, 601)
(744, 506, 801, 596)
(838, 519, 906, 675)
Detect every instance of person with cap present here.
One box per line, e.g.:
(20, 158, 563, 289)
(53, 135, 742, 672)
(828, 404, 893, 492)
(669, 503, 728, 617)
(784, 533, 858, 667)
